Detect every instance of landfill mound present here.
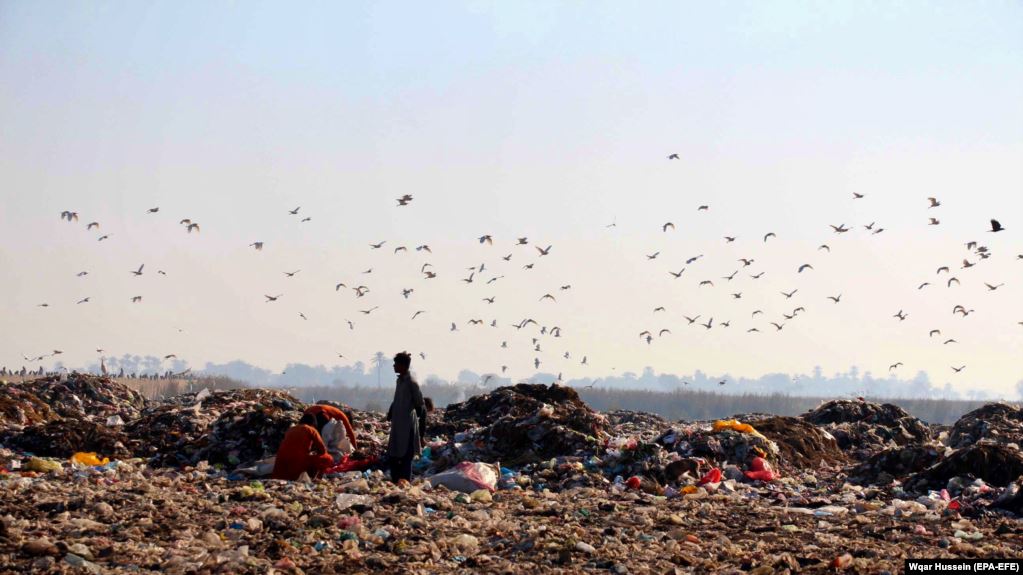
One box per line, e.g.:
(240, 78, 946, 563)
(751, 416, 847, 468)
(604, 410, 668, 441)
(124, 403, 222, 465)
(2, 419, 135, 459)
(802, 399, 930, 456)
(948, 403, 1023, 449)
(0, 374, 145, 426)
(439, 383, 609, 465)
(850, 443, 946, 485)
(906, 442, 1023, 491)
(153, 389, 304, 468)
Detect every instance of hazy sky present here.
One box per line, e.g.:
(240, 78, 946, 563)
(1, 2, 1021, 395)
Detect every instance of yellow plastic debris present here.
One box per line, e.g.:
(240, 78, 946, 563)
(71, 452, 110, 466)
(712, 419, 765, 437)
(27, 457, 63, 473)
(681, 485, 699, 495)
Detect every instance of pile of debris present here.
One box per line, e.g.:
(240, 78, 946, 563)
(2, 419, 135, 460)
(905, 442, 1023, 492)
(134, 389, 304, 468)
(802, 399, 931, 458)
(850, 443, 946, 485)
(0, 374, 146, 428)
(751, 416, 847, 469)
(439, 383, 610, 466)
(948, 403, 1023, 448)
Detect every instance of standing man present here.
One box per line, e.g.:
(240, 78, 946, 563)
(386, 351, 426, 484)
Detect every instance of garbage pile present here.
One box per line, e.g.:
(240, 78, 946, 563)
(802, 399, 931, 457)
(850, 443, 946, 485)
(906, 442, 1023, 492)
(2, 419, 135, 460)
(0, 373, 145, 427)
(750, 416, 847, 468)
(437, 383, 610, 466)
(948, 403, 1023, 448)
(139, 389, 305, 468)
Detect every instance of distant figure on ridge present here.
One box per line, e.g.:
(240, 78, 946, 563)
(386, 351, 427, 485)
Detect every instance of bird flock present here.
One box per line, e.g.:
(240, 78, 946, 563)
(29, 162, 1021, 386)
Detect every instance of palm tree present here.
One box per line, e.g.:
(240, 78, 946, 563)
(372, 351, 387, 387)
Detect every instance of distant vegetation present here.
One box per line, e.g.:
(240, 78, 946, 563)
(281, 382, 1007, 425)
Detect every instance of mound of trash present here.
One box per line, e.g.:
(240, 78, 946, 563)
(948, 403, 1023, 449)
(2, 419, 135, 459)
(850, 444, 946, 485)
(802, 400, 930, 456)
(137, 389, 304, 468)
(0, 374, 146, 427)
(752, 416, 847, 468)
(906, 442, 1023, 491)
(438, 383, 609, 465)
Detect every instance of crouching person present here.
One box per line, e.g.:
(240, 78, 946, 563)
(272, 413, 333, 480)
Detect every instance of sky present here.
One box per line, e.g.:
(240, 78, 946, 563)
(1, 2, 1021, 396)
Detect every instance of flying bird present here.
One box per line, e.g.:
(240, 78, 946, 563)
(952, 365, 965, 373)
(724, 236, 736, 243)
(536, 245, 552, 256)
(97, 235, 110, 241)
(289, 206, 301, 215)
(853, 192, 865, 199)
(927, 197, 940, 208)
(947, 277, 960, 287)
(284, 270, 301, 277)
(250, 242, 263, 251)
(989, 219, 1004, 233)
(76, 297, 89, 304)
(396, 194, 413, 206)
(985, 283, 1004, 291)
(781, 290, 798, 299)
(918, 282, 930, 290)
(298, 313, 308, 320)
(936, 266, 949, 274)
(394, 246, 407, 253)
(889, 362, 903, 371)
(131, 264, 144, 276)
(830, 224, 849, 233)
(360, 307, 379, 315)
(265, 294, 282, 302)
(647, 252, 660, 260)
(462, 272, 475, 284)
(928, 218, 940, 226)
(827, 294, 842, 303)
(416, 245, 432, 253)
(668, 269, 685, 278)
(738, 258, 754, 267)
(60, 211, 79, 222)
(699, 280, 714, 287)
(667, 153, 679, 160)
(147, 207, 159, 213)
(929, 329, 942, 338)
(77, 271, 88, 277)
(540, 294, 556, 302)
(697, 205, 709, 211)
(763, 232, 776, 242)
(684, 315, 700, 324)
(686, 255, 703, 264)
(770, 322, 784, 331)
(798, 264, 813, 273)
(186, 223, 200, 233)
(943, 339, 957, 345)
(662, 222, 675, 232)
(894, 310, 907, 321)
(479, 235, 493, 245)
(87, 222, 99, 230)
(131, 296, 142, 303)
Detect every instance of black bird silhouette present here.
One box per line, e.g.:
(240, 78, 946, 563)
(781, 289, 798, 299)
(927, 197, 940, 208)
(668, 269, 685, 278)
(289, 206, 301, 215)
(989, 219, 1004, 232)
(667, 153, 679, 160)
(536, 245, 552, 256)
(827, 294, 842, 303)
(798, 264, 813, 273)
(889, 362, 903, 370)
(265, 294, 282, 302)
(952, 365, 965, 373)
(985, 283, 1004, 291)
(646, 252, 660, 260)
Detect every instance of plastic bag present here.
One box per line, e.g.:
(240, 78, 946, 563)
(71, 452, 110, 467)
(712, 419, 763, 437)
(744, 456, 777, 481)
(428, 461, 500, 493)
(698, 467, 722, 485)
(27, 457, 63, 473)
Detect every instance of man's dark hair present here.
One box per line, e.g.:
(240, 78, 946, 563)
(394, 351, 412, 369)
(299, 413, 317, 427)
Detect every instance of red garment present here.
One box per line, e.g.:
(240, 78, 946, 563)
(272, 424, 333, 480)
(304, 405, 358, 450)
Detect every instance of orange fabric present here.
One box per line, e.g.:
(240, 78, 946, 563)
(304, 405, 358, 450)
(272, 424, 332, 480)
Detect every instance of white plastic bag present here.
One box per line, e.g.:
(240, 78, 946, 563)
(428, 461, 500, 493)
